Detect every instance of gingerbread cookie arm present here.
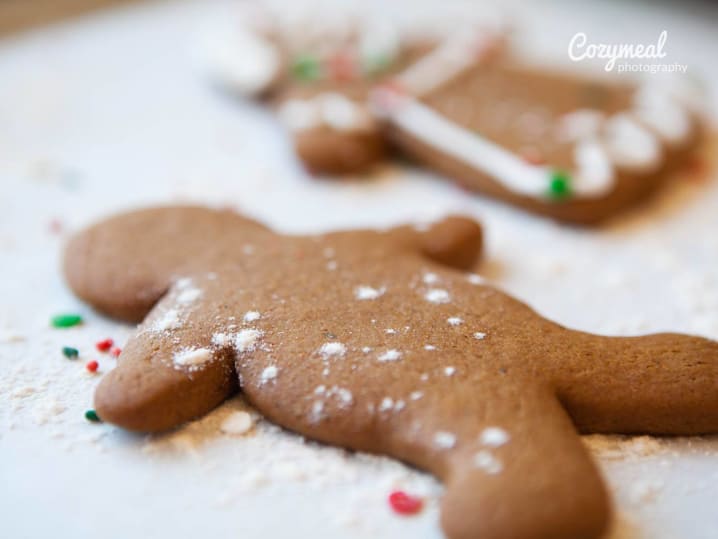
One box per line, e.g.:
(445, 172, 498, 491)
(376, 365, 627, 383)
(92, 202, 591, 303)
(63, 207, 270, 322)
(554, 331, 718, 434)
(94, 274, 242, 432)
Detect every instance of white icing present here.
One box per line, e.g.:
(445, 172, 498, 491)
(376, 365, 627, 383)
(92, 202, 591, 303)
(572, 139, 613, 196)
(447, 317, 463, 326)
(602, 114, 662, 171)
(279, 93, 372, 133)
(177, 287, 201, 304)
(557, 109, 605, 142)
(634, 85, 692, 146)
(422, 272, 439, 284)
(397, 30, 492, 96)
(153, 309, 180, 332)
(473, 332, 487, 340)
(444, 366, 456, 376)
(278, 99, 319, 131)
(198, 17, 280, 96)
(173, 348, 212, 367)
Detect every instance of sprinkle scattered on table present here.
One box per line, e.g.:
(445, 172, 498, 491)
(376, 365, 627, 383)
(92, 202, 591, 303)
(51, 314, 83, 328)
(388, 490, 423, 515)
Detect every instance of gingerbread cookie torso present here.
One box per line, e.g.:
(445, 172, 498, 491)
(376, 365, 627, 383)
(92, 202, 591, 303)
(64, 206, 718, 539)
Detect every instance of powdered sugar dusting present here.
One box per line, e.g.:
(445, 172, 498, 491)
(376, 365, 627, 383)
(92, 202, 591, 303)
(480, 427, 510, 447)
(153, 309, 180, 332)
(243, 311, 261, 323)
(423, 272, 439, 284)
(260, 365, 278, 384)
(177, 287, 202, 304)
(474, 332, 487, 340)
(433, 431, 457, 449)
(444, 366, 456, 376)
(447, 317, 463, 326)
(354, 285, 386, 300)
(319, 342, 346, 358)
(467, 273, 485, 285)
(173, 347, 212, 368)
(424, 288, 450, 304)
(474, 450, 503, 474)
(377, 349, 401, 362)
(235, 329, 263, 352)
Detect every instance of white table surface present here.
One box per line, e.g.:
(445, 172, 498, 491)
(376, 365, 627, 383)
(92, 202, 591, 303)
(1, 1, 717, 538)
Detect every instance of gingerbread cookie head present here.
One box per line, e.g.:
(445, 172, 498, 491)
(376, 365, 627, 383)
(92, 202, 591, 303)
(198, 0, 507, 174)
(372, 47, 704, 223)
(64, 207, 718, 539)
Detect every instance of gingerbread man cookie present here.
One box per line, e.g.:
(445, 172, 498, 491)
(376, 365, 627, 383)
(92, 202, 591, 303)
(64, 207, 718, 539)
(372, 53, 703, 223)
(199, 0, 505, 174)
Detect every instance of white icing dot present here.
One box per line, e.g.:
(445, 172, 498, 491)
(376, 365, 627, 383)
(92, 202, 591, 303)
(173, 348, 212, 367)
(235, 329, 263, 352)
(422, 272, 439, 284)
(433, 431, 457, 449)
(260, 365, 278, 384)
(362, 346, 372, 353)
(314, 385, 326, 395)
(425, 288, 450, 304)
(473, 332, 487, 340)
(385, 328, 396, 334)
(410, 391, 424, 400)
(474, 450, 503, 474)
(279, 99, 318, 131)
(220, 411, 253, 435)
(447, 317, 463, 326)
(480, 427, 510, 447)
(424, 344, 436, 351)
(354, 285, 386, 300)
(377, 349, 402, 362)
(243, 311, 261, 323)
(444, 366, 456, 376)
(319, 342, 347, 358)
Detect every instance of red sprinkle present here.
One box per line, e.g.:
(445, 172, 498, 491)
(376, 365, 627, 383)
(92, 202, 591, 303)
(110, 347, 122, 358)
(388, 491, 423, 515)
(86, 360, 99, 373)
(96, 338, 114, 352)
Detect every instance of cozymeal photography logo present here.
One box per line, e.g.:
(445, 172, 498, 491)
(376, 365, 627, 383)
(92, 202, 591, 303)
(568, 30, 687, 74)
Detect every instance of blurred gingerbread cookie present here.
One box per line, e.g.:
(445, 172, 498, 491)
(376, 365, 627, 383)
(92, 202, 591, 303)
(372, 53, 704, 223)
(198, 0, 506, 174)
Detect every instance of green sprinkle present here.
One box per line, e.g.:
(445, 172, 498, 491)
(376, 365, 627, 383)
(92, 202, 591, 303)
(51, 314, 83, 328)
(62, 346, 79, 359)
(292, 55, 321, 81)
(547, 170, 572, 200)
(364, 54, 392, 76)
(85, 409, 101, 422)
